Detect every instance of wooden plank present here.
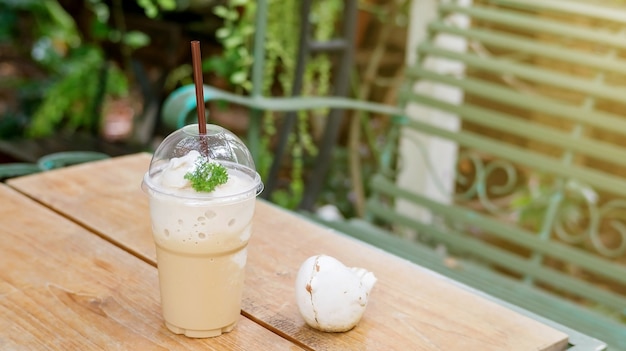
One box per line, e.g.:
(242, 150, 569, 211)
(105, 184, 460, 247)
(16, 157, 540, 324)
(8, 153, 569, 350)
(9, 153, 157, 262)
(0, 184, 303, 350)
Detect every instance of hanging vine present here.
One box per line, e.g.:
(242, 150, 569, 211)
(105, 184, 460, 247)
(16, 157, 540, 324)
(273, 0, 343, 208)
(206, 0, 342, 208)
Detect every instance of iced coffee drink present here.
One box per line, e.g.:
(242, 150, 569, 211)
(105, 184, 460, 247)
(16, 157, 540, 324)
(142, 124, 263, 338)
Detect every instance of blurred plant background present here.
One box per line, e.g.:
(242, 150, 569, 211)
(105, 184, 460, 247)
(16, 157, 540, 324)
(0, 0, 174, 138)
(0, 0, 408, 215)
(2, 0, 625, 251)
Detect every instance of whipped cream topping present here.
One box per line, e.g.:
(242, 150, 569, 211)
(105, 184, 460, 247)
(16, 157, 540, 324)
(160, 150, 202, 189)
(154, 150, 254, 197)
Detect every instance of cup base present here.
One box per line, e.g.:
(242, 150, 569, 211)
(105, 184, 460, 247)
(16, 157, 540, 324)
(165, 321, 236, 338)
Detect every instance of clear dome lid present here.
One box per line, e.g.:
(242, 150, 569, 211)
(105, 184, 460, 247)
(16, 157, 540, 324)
(143, 124, 263, 198)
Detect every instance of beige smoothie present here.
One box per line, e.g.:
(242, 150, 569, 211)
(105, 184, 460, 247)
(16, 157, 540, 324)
(144, 148, 260, 338)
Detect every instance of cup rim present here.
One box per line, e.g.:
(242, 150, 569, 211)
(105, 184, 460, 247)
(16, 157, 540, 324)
(142, 162, 264, 201)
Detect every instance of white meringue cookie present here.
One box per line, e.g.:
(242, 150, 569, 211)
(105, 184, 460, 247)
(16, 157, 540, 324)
(295, 255, 377, 332)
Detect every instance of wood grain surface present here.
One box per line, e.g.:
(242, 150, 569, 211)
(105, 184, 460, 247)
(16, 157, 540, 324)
(0, 184, 302, 350)
(8, 153, 568, 351)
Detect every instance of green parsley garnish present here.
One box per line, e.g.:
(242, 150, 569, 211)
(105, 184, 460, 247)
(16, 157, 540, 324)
(184, 158, 229, 192)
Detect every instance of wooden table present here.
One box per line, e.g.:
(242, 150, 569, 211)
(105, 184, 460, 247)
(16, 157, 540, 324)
(2, 153, 578, 350)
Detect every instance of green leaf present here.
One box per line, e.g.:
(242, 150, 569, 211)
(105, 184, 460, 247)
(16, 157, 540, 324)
(241, 81, 252, 91)
(122, 31, 150, 49)
(223, 36, 243, 49)
(144, 6, 158, 18)
(213, 5, 229, 18)
(240, 24, 254, 36)
(225, 9, 240, 21)
(157, 0, 176, 11)
(202, 56, 230, 76)
(230, 71, 247, 84)
(216, 27, 231, 39)
(90, 20, 110, 40)
(230, 0, 250, 6)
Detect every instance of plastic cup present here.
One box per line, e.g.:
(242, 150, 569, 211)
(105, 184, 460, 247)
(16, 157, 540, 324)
(142, 124, 263, 338)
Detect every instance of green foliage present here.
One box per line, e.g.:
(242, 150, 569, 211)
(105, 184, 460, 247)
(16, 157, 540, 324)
(136, 0, 176, 18)
(0, 7, 16, 42)
(27, 46, 128, 137)
(90, 0, 151, 50)
(203, 0, 255, 91)
(262, 0, 342, 209)
(169, 0, 343, 209)
(1, 0, 157, 138)
(184, 158, 229, 192)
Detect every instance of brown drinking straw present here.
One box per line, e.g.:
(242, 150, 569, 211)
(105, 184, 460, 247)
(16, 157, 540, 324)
(191, 41, 207, 135)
